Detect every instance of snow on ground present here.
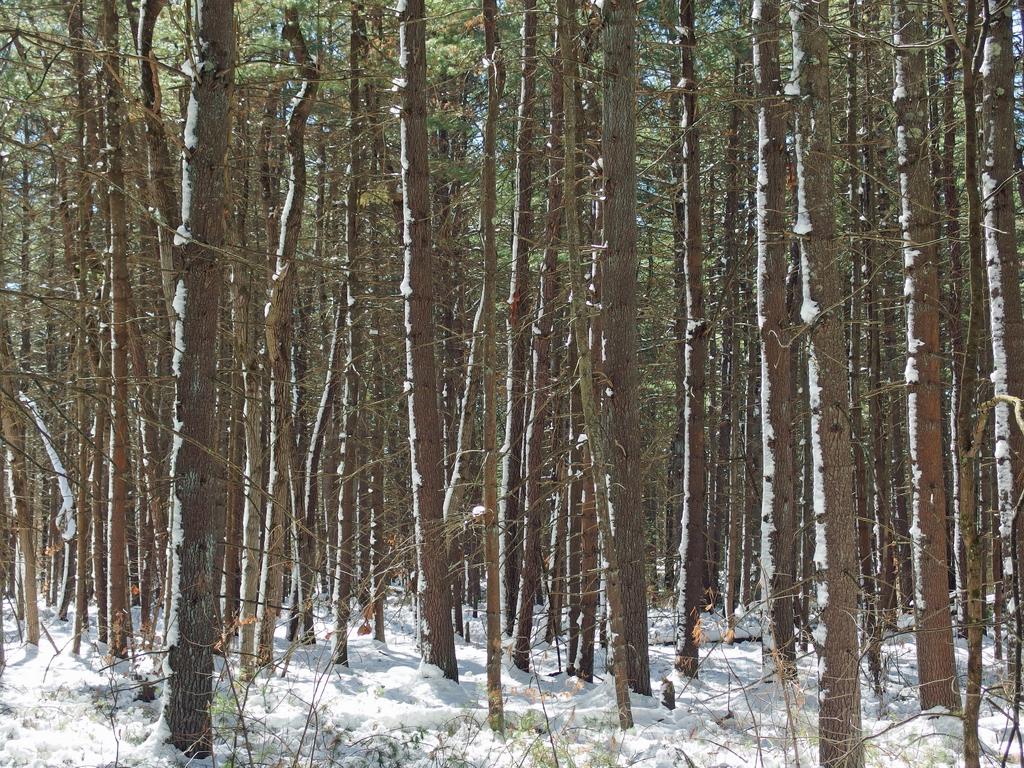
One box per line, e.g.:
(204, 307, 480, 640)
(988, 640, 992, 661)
(0, 596, 1019, 767)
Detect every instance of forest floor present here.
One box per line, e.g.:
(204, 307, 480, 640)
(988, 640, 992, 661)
(0, 596, 1019, 767)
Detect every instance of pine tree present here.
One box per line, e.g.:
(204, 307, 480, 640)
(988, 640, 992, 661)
(788, 0, 863, 764)
(162, 0, 234, 754)
(399, 0, 459, 681)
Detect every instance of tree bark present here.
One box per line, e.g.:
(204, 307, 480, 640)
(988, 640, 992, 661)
(788, 0, 864, 764)
(982, 0, 1024, 670)
(753, 0, 795, 677)
(399, 0, 459, 681)
(893, 0, 959, 712)
(479, 0, 504, 727)
(257, 8, 319, 665)
(135, 0, 181, 325)
(499, 0, 538, 635)
(560, 0, 632, 725)
(162, 0, 234, 753)
(102, 0, 132, 660)
(0, 327, 39, 646)
(945, 1, 987, 760)
(601, 0, 650, 696)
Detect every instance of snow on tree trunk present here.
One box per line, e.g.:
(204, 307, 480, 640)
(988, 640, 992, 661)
(672, 0, 704, 685)
(788, 0, 864, 764)
(333, 6, 366, 663)
(19, 394, 75, 541)
(480, 0, 505, 727)
(753, 0, 795, 678)
(160, 0, 233, 755)
(893, 2, 959, 711)
(982, 0, 1024, 619)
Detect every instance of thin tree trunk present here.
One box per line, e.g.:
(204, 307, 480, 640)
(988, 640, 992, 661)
(480, 0, 504, 727)
(68, 0, 94, 657)
(135, 0, 180, 325)
(753, 0, 795, 678)
(257, 10, 319, 665)
(92, 360, 110, 646)
(500, 0, 538, 635)
(102, 0, 131, 659)
(542, 51, 567, 647)
(945, 1, 987, 760)
(512, 65, 561, 669)
(331, 5, 368, 663)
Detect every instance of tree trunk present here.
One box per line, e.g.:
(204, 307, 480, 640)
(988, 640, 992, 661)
(753, 0, 795, 677)
(560, 0, 632, 725)
(135, 0, 181, 325)
(500, 0, 538, 635)
(162, 0, 233, 753)
(947, 2, 987, 761)
(332, 5, 367, 663)
(893, 0, 959, 711)
(68, 0, 94, 657)
(399, 0, 459, 681)
(102, 0, 132, 660)
(788, 1, 864, 764)
(257, 10, 319, 665)
(0, 328, 39, 646)
(480, 0, 504, 727)
(982, 0, 1024, 673)
(600, 0, 650, 697)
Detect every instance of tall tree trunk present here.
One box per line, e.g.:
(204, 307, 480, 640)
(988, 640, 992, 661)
(331, 5, 367, 663)
(102, 0, 131, 659)
(257, 10, 319, 665)
(480, 0, 504, 728)
(512, 156, 560, 672)
(68, 0, 94, 657)
(708, 69, 742, 607)
(601, 0, 650, 697)
(672, 0, 706, 683)
(237, 99, 269, 672)
(982, 0, 1024, 672)
(513, 37, 563, 667)
(946, 1, 987, 761)
(399, 0, 459, 681)
(893, 0, 959, 711)
(162, 0, 234, 753)
(500, 0, 538, 635)
(541, 41, 567, 648)
(846, 0, 879, 692)
(788, 1, 864, 764)
(753, 0, 795, 677)
(560, 0, 632, 725)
